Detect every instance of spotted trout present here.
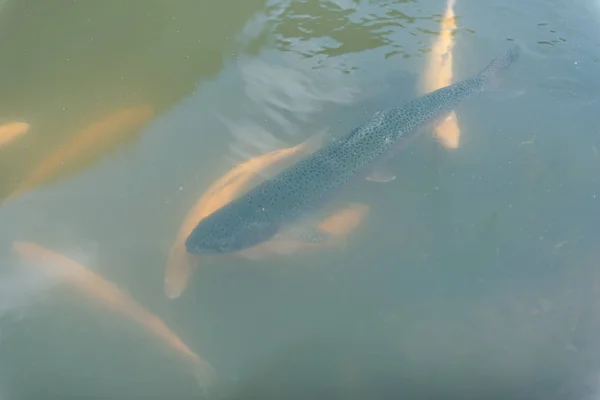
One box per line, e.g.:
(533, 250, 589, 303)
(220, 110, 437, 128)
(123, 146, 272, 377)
(186, 45, 521, 254)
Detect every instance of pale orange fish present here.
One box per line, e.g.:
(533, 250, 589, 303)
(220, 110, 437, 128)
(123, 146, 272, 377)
(419, 0, 460, 150)
(8, 106, 154, 200)
(166, 136, 369, 299)
(12, 241, 216, 394)
(0, 121, 30, 149)
(165, 140, 317, 299)
(239, 203, 370, 260)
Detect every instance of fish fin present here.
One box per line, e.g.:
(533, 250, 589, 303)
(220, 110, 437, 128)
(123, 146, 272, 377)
(164, 251, 202, 300)
(261, 224, 329, 257)
(192, 359, 218, 399)
(239, 225, 329, 258)
(302, 129, 335, 154)
(365, 165, 396, 183)
(276, 224, 331, 245)
(433, 112, 460, 150)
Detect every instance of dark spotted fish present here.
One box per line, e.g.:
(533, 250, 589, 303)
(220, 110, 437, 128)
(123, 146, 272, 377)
(186, 45, 521, 254)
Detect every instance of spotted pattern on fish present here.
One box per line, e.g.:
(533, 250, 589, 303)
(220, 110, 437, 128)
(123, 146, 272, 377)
(186, 45, 521, 254)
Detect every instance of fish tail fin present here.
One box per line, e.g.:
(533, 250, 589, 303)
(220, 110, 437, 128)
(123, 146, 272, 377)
(192, 359, 218, 399)
(477, 44, 522, 89)
(302, 129, 335, 154)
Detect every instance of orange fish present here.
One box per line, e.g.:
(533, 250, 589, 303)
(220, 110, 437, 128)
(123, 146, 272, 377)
(165, 139, 317, 299)
(238, 202, 370, 260)
(166, 136, 369, 299)
(0, 121, 30, 149)
(12, 241, 216, 394)
(419, 0, 460, 150)
(8, 106, 154, 200)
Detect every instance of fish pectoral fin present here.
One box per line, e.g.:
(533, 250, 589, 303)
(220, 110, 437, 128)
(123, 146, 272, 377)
(365, 165, 396, 183)
(275, 224, 330, 244)
(261, 224, 330, 257)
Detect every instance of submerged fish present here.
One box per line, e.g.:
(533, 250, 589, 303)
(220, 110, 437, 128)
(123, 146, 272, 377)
(6, 106, 154, 201)
(166, 137, 369, 299)
(12, 241, 216, 395)
(239, 202, 370, 260)
(186, 46, 521, 255)
(420, 0, 460, 149)
(166, 140, 316, 299)
(0, 121, 30, 149)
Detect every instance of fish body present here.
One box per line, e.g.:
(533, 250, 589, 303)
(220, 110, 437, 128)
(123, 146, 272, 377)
(12, 241, 216, 393)
(420, 0, 460, 149)
(0, 121, 30, 148)
(6, 106, 153, 202)
(186, 46, 521, 255)
(165, 141, 317, 299)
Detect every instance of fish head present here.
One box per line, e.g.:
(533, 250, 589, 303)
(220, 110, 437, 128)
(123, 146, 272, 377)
(185, 210, 279, 255)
